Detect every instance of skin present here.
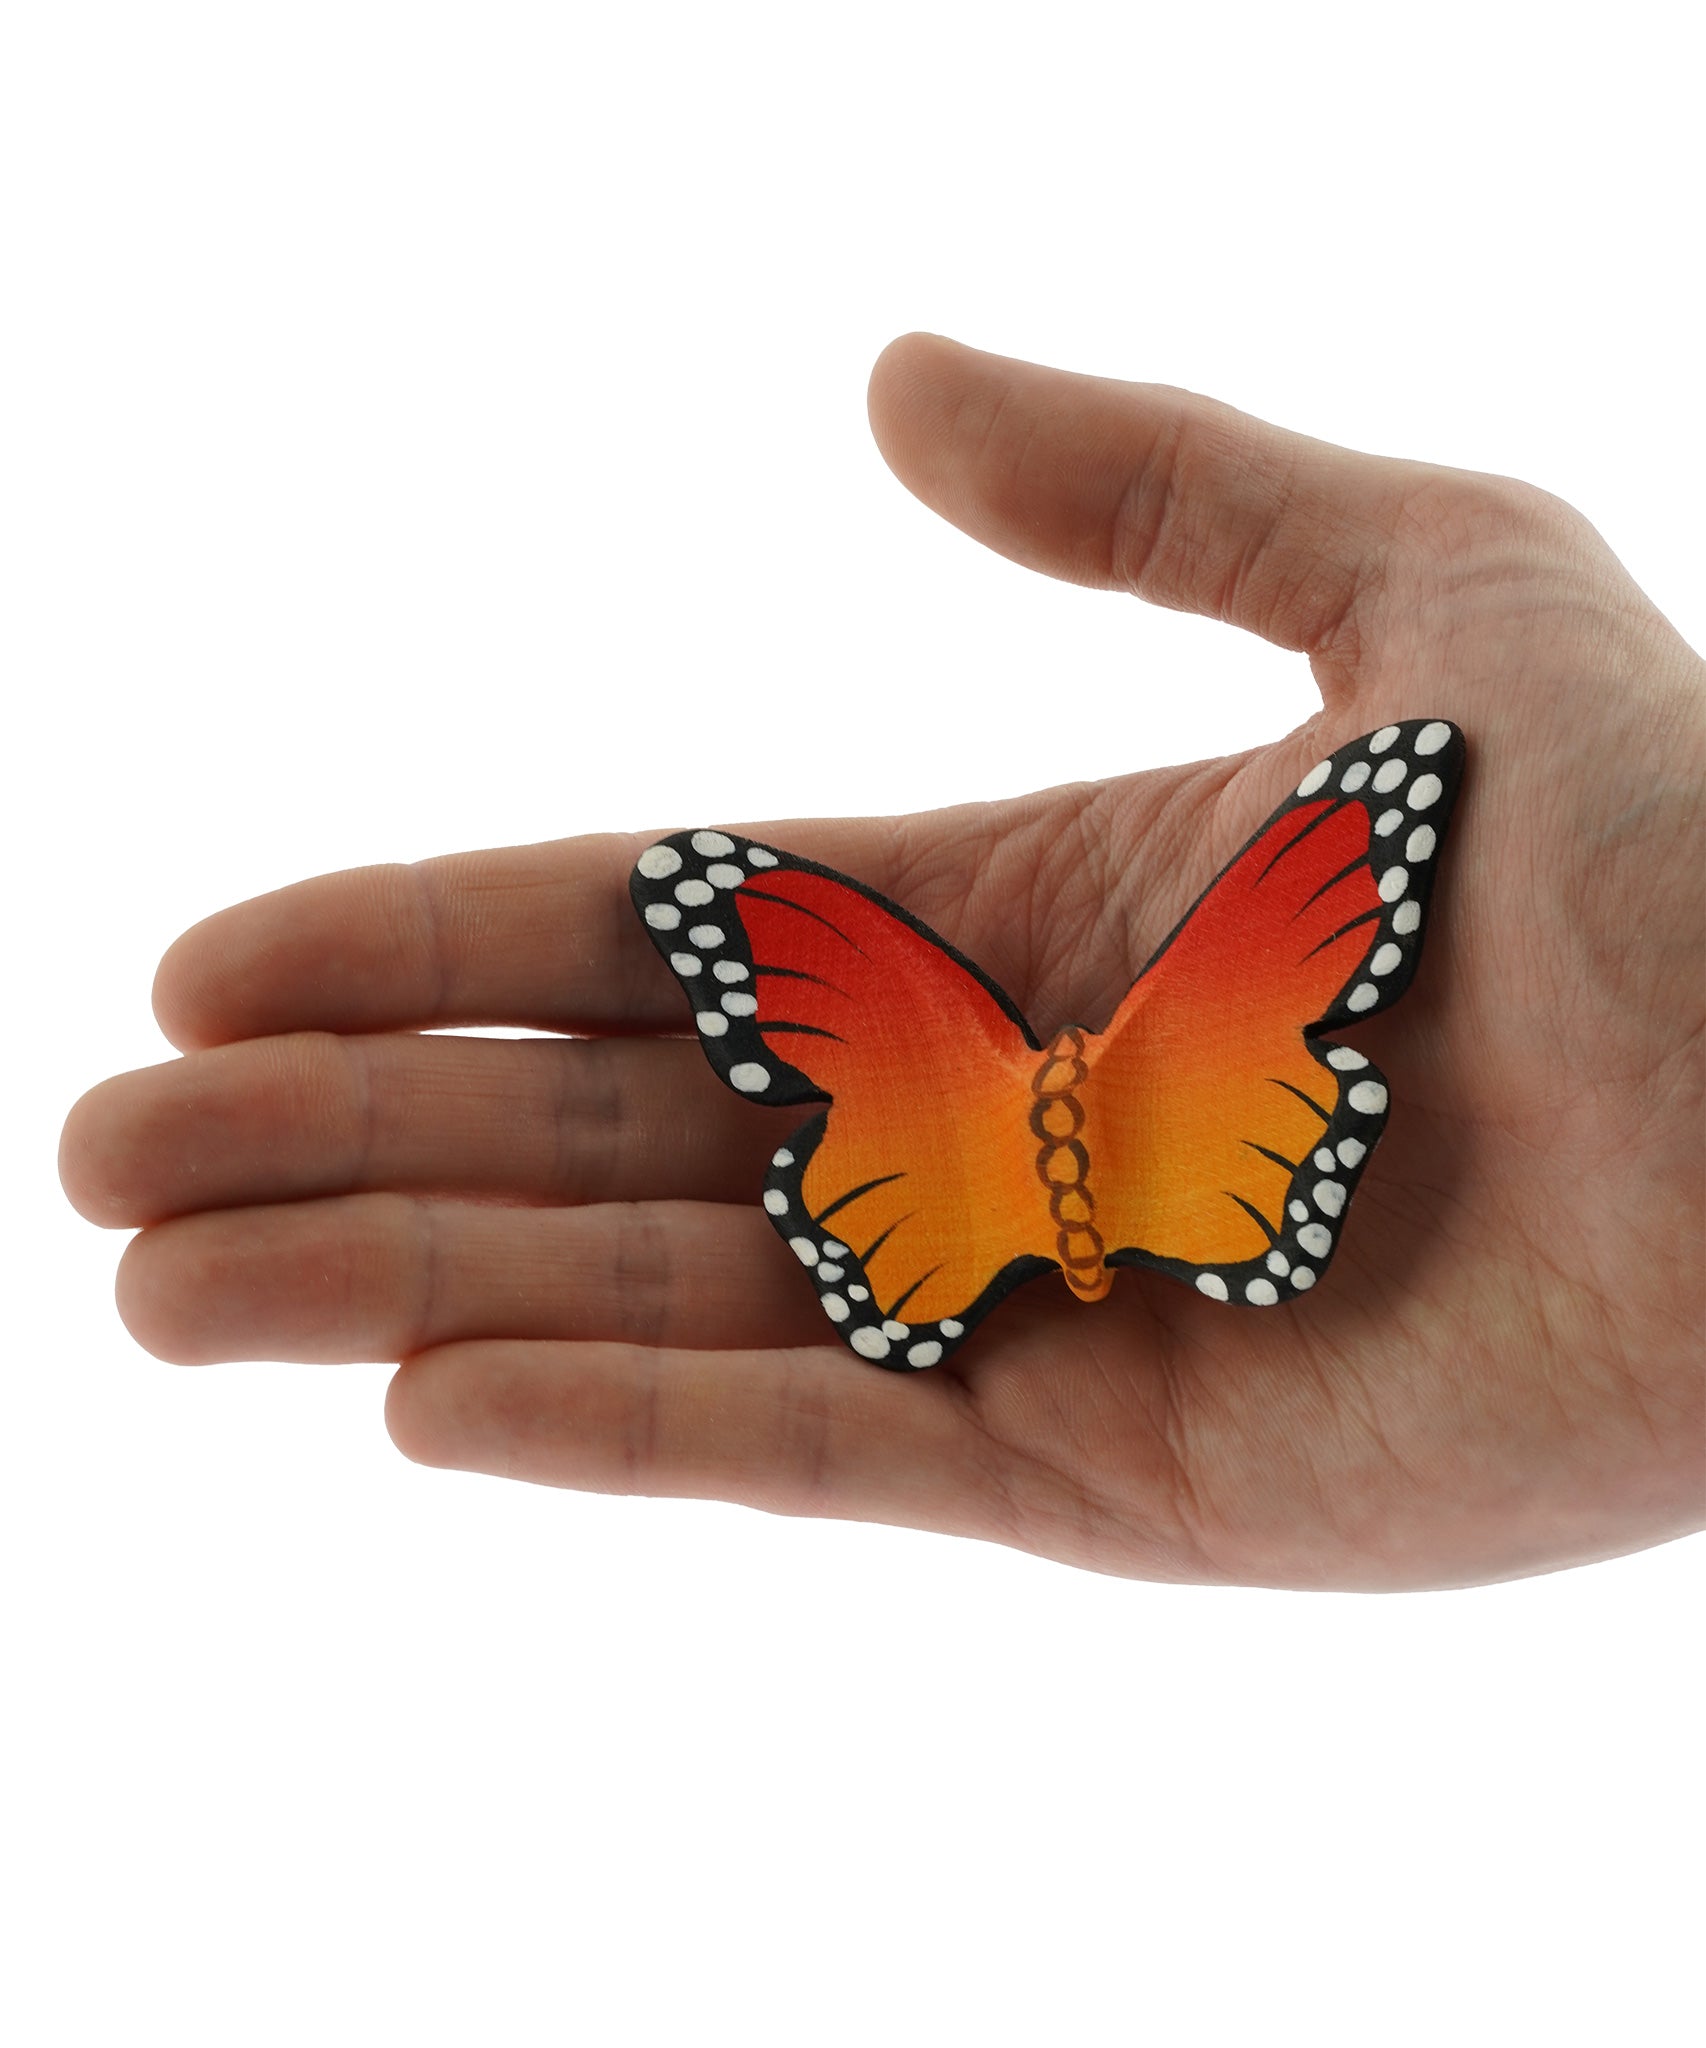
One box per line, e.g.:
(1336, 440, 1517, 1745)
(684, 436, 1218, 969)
(60, 334, 1705, 1590)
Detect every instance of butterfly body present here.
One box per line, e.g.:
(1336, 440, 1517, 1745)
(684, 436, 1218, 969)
(1031, 1026, 1112, 1300)
(631, 720, 1464, 1369)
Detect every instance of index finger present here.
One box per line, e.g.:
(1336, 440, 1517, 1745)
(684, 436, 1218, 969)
(151, 816, 922, 1050)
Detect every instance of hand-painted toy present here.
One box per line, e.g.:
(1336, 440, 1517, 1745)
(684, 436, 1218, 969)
(631, 720, 1464, 1370)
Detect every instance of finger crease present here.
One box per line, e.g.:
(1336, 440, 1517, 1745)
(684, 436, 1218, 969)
(405, 861, 452, 1018)
(609, 1201, 670, 1348)
(342, 1035, 379, 1190)
(409, 1197, 443, 1353)
(1107, 414, 1188, 599)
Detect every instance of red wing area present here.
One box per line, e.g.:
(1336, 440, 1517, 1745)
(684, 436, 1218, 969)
(630, 831, 1058, 1365)
(732, 865, 1036, 1096)
(1087, 717, 1463, 1301)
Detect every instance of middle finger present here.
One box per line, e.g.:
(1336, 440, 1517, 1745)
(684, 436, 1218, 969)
(62, 1031, 796, 1227)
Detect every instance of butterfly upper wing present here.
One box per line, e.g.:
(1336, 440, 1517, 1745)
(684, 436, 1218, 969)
(630, 830, 1056, 1367)
(1087, 717, 1463, 1303)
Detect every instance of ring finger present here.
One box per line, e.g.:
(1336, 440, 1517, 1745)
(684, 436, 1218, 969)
(115, 1194, 836, 1365)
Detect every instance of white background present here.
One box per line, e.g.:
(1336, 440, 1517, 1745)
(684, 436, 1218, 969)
(4, 4, 1701, 2043)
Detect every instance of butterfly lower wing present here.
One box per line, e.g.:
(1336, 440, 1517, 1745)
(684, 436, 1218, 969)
(762, 1110, 1055, 1369)
(1090, 718, 1463, 1302)
(1101, 1041, 1395, 1303)
(631, 830, 1057, 1364)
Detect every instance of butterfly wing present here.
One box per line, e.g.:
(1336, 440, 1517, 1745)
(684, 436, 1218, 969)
(630, 830, 1056, 1367)
(1087, 717, 1464, 1303)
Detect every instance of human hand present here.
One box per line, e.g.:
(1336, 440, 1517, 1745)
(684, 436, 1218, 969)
(59, 334, 1705, 1589)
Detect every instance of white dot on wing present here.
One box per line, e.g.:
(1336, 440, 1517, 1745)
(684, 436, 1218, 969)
(721, 992, 758, 1016)
(1246, 1278, 1279, 1305)
(850, 1327, 890, 1360)
(1406, 825, 1437, 862)
(674, 879, 715, 907)
(1340, 761, 1370, 792)
(1347, 982, 1379, 1012)
(1371, 943, 1402, 976)
(1267, 1250, 1290, 1275)
(669, 952, 701, 976)
(636, 846, 682, 879)
(1326, 1046, 1367, 1070)
(688, 924, 724, 947)
(746, 848, 779, 867)
(1409, 773, 1443, 810)
(882, 1320, 910, 1340)
(772, 1148, 793, 1167)
(1372, 759, 1407, 794)
(1297, 1222, 1333, 1257)
(817, 1262, 844, 1281)
(849, 1286, 870, 1303)
(1369, 726, 1400, 753)
(1314, 1148, 1335, 1170)
(1314, 1180, 1346, 1217)
(1337, 1138, 1366, 1167)
(1288, 1200, 1308, 1222)
(789, 1236, 818, 1265)
(706, 863, 745, 889)
(696, 1011, 728, 1037)
(939, 1317, 962, 1336)
(763, 1189, 787, 1215)
(1393, 901, 1421, 935)
(1379, 866, 1409, 902)
(1291, 1266, 1315, 1289)
(1348, 1079, 1388, 1114)
(691, 831, 735, 857)
(1415, 721, 1452, 755)
(823, 1240, 848, 1258)
(1196, 1273, 1229, 1300)
(644, 904, 681, 930)
(1297, 761, 1331, 796)
(822, 1295, 849, 1323)
(907, 1341, 942, 1368)
(1375, 808, 1403, 836)
(713, 961, 748, 983)
(729, 1062, 769, 1093)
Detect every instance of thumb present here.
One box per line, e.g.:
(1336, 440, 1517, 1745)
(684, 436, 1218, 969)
(867, 333, 1419, 667)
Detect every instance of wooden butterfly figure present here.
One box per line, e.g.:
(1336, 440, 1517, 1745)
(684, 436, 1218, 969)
(630, 719, 1465, 1370)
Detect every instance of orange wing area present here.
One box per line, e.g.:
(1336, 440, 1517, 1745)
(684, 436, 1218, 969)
(735, 871, 1055, 1324)
(1084, 798, 1381, 1265)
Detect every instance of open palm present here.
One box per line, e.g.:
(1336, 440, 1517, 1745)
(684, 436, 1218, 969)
(61, 335, 1704, 1588)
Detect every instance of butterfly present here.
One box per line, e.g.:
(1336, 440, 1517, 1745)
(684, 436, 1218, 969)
(630, 719, 1464, 1370)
